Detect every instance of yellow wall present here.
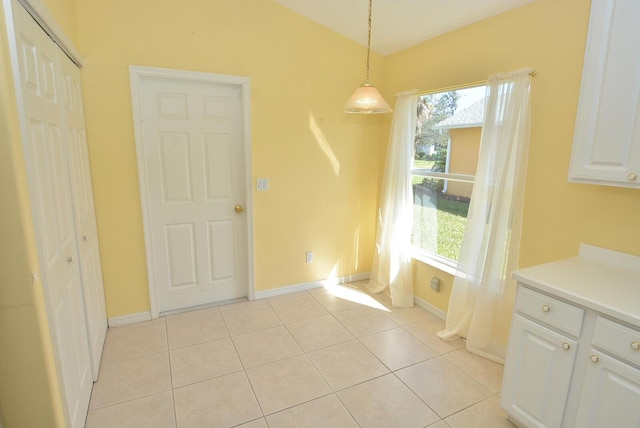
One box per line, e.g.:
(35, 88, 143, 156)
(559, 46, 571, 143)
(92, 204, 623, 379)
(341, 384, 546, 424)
(5, 0, 640, 422)
(0, 3, 65, 426)
(39, 0, 79, 46)
(388, 0, 640, 308)
(411, 260, 454, 313)
(74, 0, 388, 317)
(447, 127, 481, 198)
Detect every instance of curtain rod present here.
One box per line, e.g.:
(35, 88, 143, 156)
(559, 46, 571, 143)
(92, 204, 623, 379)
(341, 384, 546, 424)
(414, 70, 536, 97)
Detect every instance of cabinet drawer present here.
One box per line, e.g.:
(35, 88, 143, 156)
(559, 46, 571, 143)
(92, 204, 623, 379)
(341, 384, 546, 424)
(516, 287, 584, 337)
(592, 317, 640, 366)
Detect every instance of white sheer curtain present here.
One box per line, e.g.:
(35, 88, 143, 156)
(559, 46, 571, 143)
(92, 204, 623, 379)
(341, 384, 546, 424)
(437, 69, 533, 363)
(367, 91, 417, 307)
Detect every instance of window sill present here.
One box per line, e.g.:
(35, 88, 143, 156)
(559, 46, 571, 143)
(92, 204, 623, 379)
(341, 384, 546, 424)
(410, 249, 458, 276)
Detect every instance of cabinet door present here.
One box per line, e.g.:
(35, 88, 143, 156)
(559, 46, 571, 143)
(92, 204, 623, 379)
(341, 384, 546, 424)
(575, 350, 640, 427)
(569, 0, 640, 188)
(501, 315, 578, 428)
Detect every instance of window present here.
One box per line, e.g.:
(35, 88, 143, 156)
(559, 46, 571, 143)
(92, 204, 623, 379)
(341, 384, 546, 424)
(411, 85, 486, 271)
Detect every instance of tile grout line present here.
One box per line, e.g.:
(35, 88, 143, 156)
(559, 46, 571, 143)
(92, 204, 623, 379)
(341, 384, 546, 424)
(226, 321, 268, 420)
(162, 316, 179, 428)
(90, 284, 506, 427)
(391, 367, 443, 421)
(278, 292, 434, 426)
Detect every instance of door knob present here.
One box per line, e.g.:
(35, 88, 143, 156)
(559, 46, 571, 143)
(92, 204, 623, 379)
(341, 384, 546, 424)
(234, 205, 244, 214)
(628, 173, 637, 181)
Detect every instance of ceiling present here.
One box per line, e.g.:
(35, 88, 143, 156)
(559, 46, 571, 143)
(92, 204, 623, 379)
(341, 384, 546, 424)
(272, 0, 535, 56)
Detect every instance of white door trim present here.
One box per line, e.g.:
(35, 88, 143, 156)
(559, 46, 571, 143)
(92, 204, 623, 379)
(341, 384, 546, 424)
(129, 65, 255, 318)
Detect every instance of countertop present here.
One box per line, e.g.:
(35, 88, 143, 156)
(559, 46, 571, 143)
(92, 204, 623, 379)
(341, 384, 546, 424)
(512, 245, 640, 327)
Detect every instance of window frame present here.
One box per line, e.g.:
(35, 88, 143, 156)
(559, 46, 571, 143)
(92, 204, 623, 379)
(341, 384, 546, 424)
(410, 86, 484, 271)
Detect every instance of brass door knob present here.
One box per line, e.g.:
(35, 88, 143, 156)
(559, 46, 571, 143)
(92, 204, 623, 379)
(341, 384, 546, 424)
(234, 205, 244, 214)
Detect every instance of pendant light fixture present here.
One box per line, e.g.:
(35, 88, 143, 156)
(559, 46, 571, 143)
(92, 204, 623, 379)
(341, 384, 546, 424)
(342, 0, 392, 114)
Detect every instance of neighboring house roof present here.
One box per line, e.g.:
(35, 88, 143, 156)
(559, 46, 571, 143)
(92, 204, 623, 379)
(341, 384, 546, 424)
(433, 98, 486, 130)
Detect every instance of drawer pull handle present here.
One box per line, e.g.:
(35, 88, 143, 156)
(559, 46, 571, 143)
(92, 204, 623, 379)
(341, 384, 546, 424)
(542, 305, 550, 312)
(629, 173, 638, 181)
(562, 343, 570, 351)
(590, 355, 599, 363)
(632, 342, 640, 351)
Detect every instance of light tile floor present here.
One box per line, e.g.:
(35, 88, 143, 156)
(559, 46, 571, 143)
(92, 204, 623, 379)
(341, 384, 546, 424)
(85, 281, 516, 428)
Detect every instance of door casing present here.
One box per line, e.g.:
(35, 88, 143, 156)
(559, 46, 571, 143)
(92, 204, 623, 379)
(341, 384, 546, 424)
(130, 65, 255, 318)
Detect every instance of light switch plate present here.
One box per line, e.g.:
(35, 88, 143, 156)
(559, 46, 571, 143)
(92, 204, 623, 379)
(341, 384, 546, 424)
(257, 178, 269, 191)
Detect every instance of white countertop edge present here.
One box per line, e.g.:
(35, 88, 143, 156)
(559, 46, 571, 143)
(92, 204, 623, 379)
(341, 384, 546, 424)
(512, 272, 639, 327)
(512, 245, 640, 327)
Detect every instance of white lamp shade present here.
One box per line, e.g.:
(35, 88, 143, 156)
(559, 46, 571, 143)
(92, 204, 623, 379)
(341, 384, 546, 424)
(342, 83, 393, 114)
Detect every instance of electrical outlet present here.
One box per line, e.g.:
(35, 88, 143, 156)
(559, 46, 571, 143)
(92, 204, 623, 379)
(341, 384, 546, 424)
(306, 251, 313, 263)
(430, 276, 441, 292)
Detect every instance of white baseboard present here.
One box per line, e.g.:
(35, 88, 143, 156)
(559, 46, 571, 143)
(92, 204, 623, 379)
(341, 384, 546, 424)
(104, 277, 446, 336)
(108, 273, 372, 324)
(336, 272, 371, 284)
(414, 295, 447, 320)
(108, 311, 152, 327)
(253, 272, 371, 300)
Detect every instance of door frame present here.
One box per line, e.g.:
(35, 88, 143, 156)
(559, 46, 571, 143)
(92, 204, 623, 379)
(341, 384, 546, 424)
(129, 65, 255, 318)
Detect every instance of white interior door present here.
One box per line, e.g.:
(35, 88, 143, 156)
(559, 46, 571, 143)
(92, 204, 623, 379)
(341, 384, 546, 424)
(135, 73, 249, 313)
(59, 51, 107, 380)
(10, 2, 92, 427)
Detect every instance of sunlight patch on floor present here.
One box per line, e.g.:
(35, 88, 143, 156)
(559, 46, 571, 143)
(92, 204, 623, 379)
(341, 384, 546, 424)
(322, 283, 390, 312)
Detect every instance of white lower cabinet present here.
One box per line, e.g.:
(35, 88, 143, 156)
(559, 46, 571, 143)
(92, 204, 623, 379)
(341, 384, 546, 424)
(502, 315, 577, 427)
(501, 247, 640, 428)
(574, 350, 640, 427)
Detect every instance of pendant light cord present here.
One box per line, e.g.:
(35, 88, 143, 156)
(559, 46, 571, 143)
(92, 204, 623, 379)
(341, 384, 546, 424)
(341, 0, 392, 113)
(365, 0, 372, 83)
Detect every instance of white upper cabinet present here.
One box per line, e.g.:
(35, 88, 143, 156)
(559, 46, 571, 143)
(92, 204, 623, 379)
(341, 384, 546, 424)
(569, 0, 640, 188)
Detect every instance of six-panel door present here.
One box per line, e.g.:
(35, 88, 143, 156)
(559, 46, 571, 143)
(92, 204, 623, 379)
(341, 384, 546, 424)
(138, 76, 248, 313)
